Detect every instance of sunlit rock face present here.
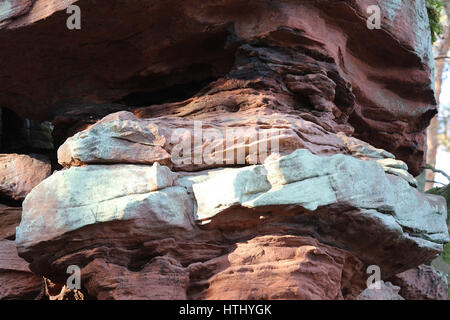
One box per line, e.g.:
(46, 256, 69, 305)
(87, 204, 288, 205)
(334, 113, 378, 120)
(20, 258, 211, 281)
(1, 0, 448, 300)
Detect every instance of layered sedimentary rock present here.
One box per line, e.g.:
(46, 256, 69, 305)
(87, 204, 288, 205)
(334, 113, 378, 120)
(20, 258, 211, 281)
(16, 150, 449, 299)
(389, 265, 449, 300)
(0, 240, 43, 300)
(356, 281, 404, 300)
(0, 154, 51, 201)
(0, 0, 449, 300)
(0, 205, 21, 239)
(0, 0, 437, 175)
(0, 186, 44, 300)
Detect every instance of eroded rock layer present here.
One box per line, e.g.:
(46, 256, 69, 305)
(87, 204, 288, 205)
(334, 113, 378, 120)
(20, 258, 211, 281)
(16, 148, 449, 299)
(0, 0, 437, 174)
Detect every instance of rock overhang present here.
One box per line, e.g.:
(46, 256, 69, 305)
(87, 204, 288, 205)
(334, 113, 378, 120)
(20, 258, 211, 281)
(0, 0, 438, 174)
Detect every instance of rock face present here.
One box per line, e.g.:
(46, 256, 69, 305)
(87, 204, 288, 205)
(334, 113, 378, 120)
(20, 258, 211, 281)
(0, 0, 448, 300)
(389, 265, 449, 300)
(356, 281, 404, 300)
(0, 188, 44, 300)
(17, 163, 192, 248)
(0, 205, 21, 239)
(188, 235, 366, 300)
(0, 240, 43, 300)
(0, 0, 436, 175)
(16, 151, 449, 299)
(0, 154, 51, 201)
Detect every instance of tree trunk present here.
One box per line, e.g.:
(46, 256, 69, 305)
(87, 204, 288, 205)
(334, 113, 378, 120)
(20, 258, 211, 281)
(426, 1, 450, 190)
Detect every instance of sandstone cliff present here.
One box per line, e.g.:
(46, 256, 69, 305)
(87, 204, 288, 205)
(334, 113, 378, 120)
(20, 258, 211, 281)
(0, 0, 448, 300)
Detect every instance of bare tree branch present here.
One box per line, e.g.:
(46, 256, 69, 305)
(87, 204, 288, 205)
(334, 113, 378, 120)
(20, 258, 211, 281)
(425, 164, 450, 182)
(426, 180, 447, 186)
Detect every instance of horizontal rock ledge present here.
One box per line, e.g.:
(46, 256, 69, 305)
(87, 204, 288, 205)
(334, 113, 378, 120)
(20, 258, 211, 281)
(16, 149, 449, 278)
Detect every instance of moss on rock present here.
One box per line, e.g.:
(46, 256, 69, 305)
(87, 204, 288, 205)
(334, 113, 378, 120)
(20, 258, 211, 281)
(427, 184, 450, 263)
(426, 0, 444, 42)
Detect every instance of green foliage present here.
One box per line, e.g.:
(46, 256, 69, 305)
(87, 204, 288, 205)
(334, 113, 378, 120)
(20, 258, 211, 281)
(427, 184, 450, 224)
(426, 0, 445, 42)
(444, 242, 450, 264)
(427, 184, 450, 264)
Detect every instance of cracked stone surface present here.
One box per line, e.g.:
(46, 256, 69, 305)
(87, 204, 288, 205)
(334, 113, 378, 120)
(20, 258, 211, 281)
(0, 0, 448, 300)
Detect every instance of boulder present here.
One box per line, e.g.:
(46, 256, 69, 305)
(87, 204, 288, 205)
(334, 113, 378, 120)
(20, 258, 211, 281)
(189, 235, 366, 300)
(58, 111, 421, 188)
(0, 154, 51, 201)
(0, 204, 21, 239)
(0, 240, 43, 300)
(57, 111, 352, 171)
(189, 149, 449, 275)
(356, 281, 404, 300)
(17, 150, 449, 284)
(0, 0, 436, 175)
(389, 265, 448, 300)
(16, 162, 192, 250)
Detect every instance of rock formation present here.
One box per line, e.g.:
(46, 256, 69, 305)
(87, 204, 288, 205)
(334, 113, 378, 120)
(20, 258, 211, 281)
(0, 0, 449, 300)
(389, 264, 449, 300)
(356, 281, 405, 300)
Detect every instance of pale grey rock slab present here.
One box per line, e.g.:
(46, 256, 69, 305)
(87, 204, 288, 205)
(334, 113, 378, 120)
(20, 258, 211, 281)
(16, 163, 193, 249)
(357, 281, 405, 300)
(191, 149, 449, 249)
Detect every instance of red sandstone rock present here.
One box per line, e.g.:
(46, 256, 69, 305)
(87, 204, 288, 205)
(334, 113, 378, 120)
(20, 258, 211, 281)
(57, 111, 351, 171)
(0, 154, 51, 201)
(0, 0, 447, 301)
(28, 235, 366, 300)
(188, 235, 366, 300)
(0, 0, 436, 174)
(0, 204, 21, 239)
(82, 257, 189, 300)
(389, 265, 449, 300)
(356, 281, 404, 300)
(0, 240, 43, 300)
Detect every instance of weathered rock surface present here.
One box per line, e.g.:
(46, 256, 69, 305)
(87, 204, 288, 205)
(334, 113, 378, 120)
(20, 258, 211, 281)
(389, 265, 448, 300)
(16, 162, 192, 248)
(188, 235, 366, 300)
(356, 281, 404, 300)
(0, 0, 437, 175)
(0, 153, 51, 201)
(0, 240, 43, 300)
(17, 151, 449, 291)
(188, 150, 448, 276)
(82, 257, 190, 300)
(1, 0, 448, 301)
(56, 111, 357, 171)
(58, 111, 420, 189)
(0, 204, 21, 239)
